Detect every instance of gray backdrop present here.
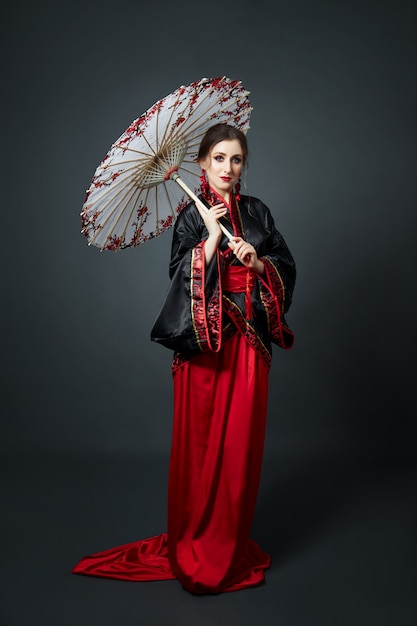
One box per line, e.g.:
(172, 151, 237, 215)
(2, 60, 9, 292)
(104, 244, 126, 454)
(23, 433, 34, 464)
(3, 0, 415, 463)
(2, 2, 416, 624)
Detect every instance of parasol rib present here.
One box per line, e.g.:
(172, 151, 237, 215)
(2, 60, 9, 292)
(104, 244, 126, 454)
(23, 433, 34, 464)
(106, 177, 151, 250)
(86, 167, 157, 246)
(168, 84, 250, 144)
(157, 77, 215, 151)
(175, 96, 251, 140)
(161, 181, 178, 221)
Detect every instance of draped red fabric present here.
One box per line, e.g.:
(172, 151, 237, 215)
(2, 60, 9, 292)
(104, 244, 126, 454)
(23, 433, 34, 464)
(71, 533, 174, 581)
(72, 333, 271, 593)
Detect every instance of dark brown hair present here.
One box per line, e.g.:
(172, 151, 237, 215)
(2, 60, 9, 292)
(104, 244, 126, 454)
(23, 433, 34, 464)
(197, 123, 249, 164)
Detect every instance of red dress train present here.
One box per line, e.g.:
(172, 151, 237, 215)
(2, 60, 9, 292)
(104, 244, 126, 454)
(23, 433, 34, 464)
(72, 332, 271, 593)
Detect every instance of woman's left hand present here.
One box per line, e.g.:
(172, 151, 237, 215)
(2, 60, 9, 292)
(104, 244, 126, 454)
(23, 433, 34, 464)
(228, 237, 265, 274)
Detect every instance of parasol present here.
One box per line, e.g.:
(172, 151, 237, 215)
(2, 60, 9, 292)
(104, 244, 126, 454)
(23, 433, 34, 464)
(81, 76, 252, 251)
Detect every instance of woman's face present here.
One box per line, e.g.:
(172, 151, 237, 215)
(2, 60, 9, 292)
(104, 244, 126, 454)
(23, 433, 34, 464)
(199, 139, 244, 201)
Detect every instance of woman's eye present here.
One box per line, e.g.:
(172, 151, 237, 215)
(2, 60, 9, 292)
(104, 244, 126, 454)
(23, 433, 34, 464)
(214, 156, 223, 162)
(232, 157, 242, 164)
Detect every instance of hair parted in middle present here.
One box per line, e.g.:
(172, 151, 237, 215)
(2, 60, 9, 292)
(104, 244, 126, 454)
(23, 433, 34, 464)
(197, 123, 249, 165)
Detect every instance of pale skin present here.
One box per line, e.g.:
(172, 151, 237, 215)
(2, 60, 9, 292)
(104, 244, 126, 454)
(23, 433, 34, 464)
(197, 139, 265, 274)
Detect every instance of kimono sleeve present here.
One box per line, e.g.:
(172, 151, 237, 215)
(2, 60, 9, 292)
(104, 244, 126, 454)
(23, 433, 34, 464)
(150, 204, 223, 354)
(257, 204, 296, 349)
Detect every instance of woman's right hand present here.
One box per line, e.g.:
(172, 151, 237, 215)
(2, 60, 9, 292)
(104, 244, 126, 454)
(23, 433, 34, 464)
(195, 201, 228, 265)
(196, 202, 228, 241)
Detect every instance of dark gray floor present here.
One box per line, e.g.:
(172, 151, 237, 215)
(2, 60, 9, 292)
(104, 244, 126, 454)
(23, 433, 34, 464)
(3, 452, 416, 626)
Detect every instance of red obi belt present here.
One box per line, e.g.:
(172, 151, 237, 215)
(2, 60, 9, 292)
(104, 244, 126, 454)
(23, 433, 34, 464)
(222, 266, 255, 319)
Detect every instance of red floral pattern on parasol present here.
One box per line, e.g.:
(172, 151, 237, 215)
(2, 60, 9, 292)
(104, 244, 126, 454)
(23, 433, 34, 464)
(81, 76, 251, 251)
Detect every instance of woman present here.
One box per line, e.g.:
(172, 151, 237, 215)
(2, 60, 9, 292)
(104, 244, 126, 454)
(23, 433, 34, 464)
(72, 124, 296, 594)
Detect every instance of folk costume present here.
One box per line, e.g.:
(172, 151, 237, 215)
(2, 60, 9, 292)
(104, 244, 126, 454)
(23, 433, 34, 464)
(72, 191, 296, 594)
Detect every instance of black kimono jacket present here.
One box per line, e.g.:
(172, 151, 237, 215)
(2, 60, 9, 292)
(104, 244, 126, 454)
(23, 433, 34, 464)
(151, 194, 296, 369)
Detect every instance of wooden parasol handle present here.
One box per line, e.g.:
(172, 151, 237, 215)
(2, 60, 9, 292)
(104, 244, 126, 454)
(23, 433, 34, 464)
(172, 173, 233, 241)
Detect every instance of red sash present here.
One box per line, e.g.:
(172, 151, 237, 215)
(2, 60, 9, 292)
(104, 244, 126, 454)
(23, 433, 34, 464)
(222, 266, 255, 319)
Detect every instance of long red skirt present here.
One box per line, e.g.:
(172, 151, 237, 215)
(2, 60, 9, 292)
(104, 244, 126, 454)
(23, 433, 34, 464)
(72, 333, 271, 593)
